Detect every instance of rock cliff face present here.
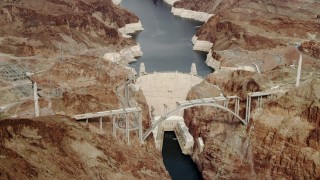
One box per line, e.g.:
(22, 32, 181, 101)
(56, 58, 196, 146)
(175, 4, 320, 178)
(0, 0, 139, 64)
(299, 41, 320, 59)
(174, 0, 320, 71)
(0, 0, 142, 115)
(0, 0, 169, 179)
(184, 68, 320, 179)
(250, 84, 320, 179)
(0, 116, 169, 179)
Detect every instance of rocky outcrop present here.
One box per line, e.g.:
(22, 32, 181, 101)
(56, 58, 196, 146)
(191, 36, 224, 70)
(0, 1, 169, 179)
(0, 116, 170, 179)
(192, 36, 213, 52)
(176, 0, 320, 71)
(0, 0, 139, 61)
(183, 61, 320, 179)
(204, 49, 220, 70)
(299, 41, 320, 60)
(163, 0, 213, 22)
(171, 7, 213, 22)
(118, 21, 144, 38)
(248, 80, 320, 179)
(0, 0, 143, 115)
(104, 44, 143, 64)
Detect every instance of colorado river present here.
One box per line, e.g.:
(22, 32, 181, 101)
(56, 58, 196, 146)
(162, 132, 203, 180)
(121, 0, 212, 77)
(121, 0, 206, 179)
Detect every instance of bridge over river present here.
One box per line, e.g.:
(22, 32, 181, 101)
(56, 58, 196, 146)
(72, 64, 256, 154)
(72, 63, 284, 153)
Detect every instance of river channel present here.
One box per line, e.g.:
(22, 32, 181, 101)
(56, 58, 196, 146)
(121, 0, 206, 179)
(121, 0, 212, 77)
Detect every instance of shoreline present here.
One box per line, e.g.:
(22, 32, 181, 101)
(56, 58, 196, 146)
(191, 35, 220, 70)
(192, 37, 256, 72)
(171, 8, 213, 22)
(162, 0, 221, 72)
(113, 1, 144, 65)
(118, 21, 144, 38)
(163, 0, 214, 23)
(164, 0, 256, 73)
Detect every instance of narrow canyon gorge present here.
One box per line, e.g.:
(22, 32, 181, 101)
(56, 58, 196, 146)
(0, 0, 319, 179)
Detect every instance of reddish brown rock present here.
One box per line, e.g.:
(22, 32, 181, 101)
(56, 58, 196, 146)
(0, 0, 138, 58)
(177, 0, 320, 71)
(184, 69, 320, 179)
(0, 116, 169, 179)
(299, 41, 320, 59)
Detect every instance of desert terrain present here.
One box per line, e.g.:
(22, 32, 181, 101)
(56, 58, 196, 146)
(171, 0, 320, 179)
(0, 0, 320, 179)
(0, 0, 169, 179)
(174, 0, 320, 70)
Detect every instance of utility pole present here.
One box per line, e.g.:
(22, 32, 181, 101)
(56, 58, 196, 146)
(60, 44, 63, 61)
(295, 54, 303, 87)
(33, 82, 40, 117)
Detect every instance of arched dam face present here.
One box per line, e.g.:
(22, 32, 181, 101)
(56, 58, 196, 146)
(121, 0, 212, 77)
(136, 73, 203, 179)
(137, 72, 203, 116)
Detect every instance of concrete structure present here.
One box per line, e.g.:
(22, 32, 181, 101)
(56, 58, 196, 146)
(190, 63, 197, 76)
(151, 116, 194, 154)
(296, 54, 303, 87)
(139, 62, 146, 76)
(152, 116, 184, 149)
(73, 107, 143, 144)
(135, 69, 249, 152)
(220, 66, 256, 72)
(33, 82, 40, 117)
(245, 91, 279, 124)
(174, 121, 194, 154)
(171, 7, 214, 22)
(142, 96, 246, 142)
(137, 71, 203, 116)
(224, 95, 240, 115)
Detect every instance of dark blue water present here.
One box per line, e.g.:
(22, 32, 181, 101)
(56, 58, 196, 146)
(121, 0, 212, 77)
(162, 132, 203, 180)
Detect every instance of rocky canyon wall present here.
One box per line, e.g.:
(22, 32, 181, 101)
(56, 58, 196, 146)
(174, 0, 320, 71)
(0, 0, 168, 179)
(184, 68, 320, 179)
